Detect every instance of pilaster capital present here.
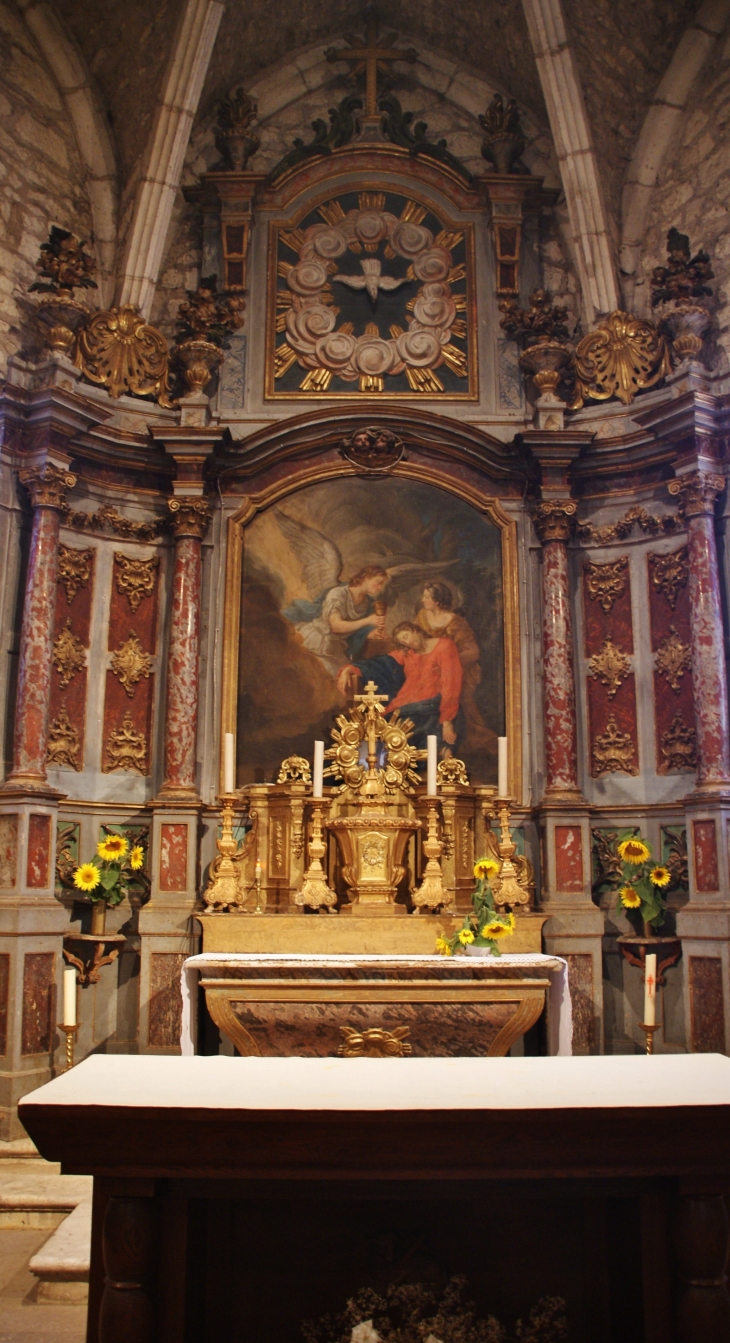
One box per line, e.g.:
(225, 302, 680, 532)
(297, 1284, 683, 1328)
(18, 460, 77, 510)
(168, 496, 211, 540)
(668, 469, 725, 518)
(532, 499, 577, 544)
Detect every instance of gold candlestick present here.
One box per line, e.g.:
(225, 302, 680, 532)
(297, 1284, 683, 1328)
(57, 1022, 79, 1072)
(203, 796, 247, 912)
(639, 1022, 660, 1055)
(253, 860, 265, 915)
(295, 797, 337, 912)
(493, 796, 529, 908)
(412, 801, 449, 912)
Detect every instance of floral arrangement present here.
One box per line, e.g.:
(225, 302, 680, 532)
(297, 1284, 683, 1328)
(498, 289, 573, 345)
(613, 834, 670, 930)
(29, 226, 97, 296)
(72, 831, 146, 907)
(175, 274, 245, 348)
(650, 228, 713, 307)
(436, 858, 515, 958)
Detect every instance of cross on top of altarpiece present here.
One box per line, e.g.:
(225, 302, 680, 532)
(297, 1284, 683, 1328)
(327, 11, 417, 117)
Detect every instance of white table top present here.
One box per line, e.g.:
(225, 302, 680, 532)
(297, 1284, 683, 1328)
(185, 952, 564, 971)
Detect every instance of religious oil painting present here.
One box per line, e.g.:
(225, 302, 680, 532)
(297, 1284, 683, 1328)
(237, 477, 504, 785)
(267, 189, 476, 398)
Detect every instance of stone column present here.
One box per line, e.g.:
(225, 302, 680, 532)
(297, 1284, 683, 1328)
(668, 469, 730, 792)
(533, 500, 581, 799)
(4, 460, 76, 794)
(158, 497, 211, 802)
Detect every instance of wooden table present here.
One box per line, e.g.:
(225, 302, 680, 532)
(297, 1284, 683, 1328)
(19, 1054, 730, 1343)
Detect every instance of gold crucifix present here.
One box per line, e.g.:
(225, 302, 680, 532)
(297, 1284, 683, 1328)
(327, 11, 417, 118)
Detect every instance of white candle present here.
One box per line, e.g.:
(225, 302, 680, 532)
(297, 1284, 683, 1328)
(63, 965, 76, 1027)
(255, 858, 262, 881)
(313, 741, 324, 798)
(644, 953, 657, 1027)
(498, 736, 509, 797)
(427, 735, 438, 797)
(224, 732, 235, 795)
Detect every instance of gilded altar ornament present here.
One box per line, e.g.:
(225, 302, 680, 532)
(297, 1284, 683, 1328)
(340, 426, 404, 472)
(584, 557, 628, 614)
(412, 802, 448, 913)
(63, 503, 166, 543)
(668, 470, 725, 518)
(173, 275, 244, 394)
(571, 311, 672, 408)
(660, 711, 697, 773)
(57, 546, 92, 605)
(479, 821, 535, 908)
(203, 798, 255, 913)
(168, 496, 211, 540)
(76, 305, 174, 406)
(47, 707, 80, 770)
(649, 547, 689, 610)
(437, 758, 469, 787)
(532, 499, 577, 544)
(52, 620, 86, 688)
(110, 634, 153, 698)
(655, 626, 692, 693)
(499, 289, 573, 402)
(29, 226, 97, 356)
(104, 712, 147, 774)
(20, 462, 76, 511)
(588, 638, 631, 700)
(337, 1025, 412, 1058)
(577, 504, 682, 547)
(592, 715, 638, 776)
(114, 554, 159, 612)
(651, 228, 714, 360)
(277, 755, 312, 784)
(296, 797, 337, 912)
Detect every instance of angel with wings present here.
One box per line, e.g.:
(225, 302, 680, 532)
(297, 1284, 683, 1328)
(275, 510, 454, 681)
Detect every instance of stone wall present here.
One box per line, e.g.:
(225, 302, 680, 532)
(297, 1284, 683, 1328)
(0, 3, 93, 375)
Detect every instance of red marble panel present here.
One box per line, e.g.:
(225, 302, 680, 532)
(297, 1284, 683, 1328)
(647, 547, 695, 774)
(565, 953, 595, 1054)
(554, 825, 584, 893)
(56, 545, 95, 642)
(0, 814, 18, 889)
(101, 670, 154, 776)
(693, 819, 719, 893)
(108, 553, 159, 654)
(148, 953, 186, 1049)
(26, 814, 51, 889)
(582, 559, 639, 778)
(0, 953, 9, 1055)
(21, 951, 55, 1054)
(586, 674, 639, 777)
(48, 548, 95, 773)
(583, 557, 633, 656)
(689, 956, 725, 1053)
(159, 823, 188, 892)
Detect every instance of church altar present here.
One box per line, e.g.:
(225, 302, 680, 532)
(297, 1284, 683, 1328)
(19, 1053, 730, 1343)
(182, 952, 572, 1057)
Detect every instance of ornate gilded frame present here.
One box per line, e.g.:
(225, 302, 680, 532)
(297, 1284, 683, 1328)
(220, 458, 523, 803)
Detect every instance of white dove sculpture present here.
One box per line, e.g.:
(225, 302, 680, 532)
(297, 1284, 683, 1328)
(333, 257, 410, 304)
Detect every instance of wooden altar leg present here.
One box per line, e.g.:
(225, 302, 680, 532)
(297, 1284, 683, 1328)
(98, 1185, 157, 1343)
(673, 1179, 730, 1342)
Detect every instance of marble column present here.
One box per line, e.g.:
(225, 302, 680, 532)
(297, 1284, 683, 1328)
(158, 497, 211, 801)
(668, 470, 730, 791)
(4, 460, 76, 793)
(533, 500, 581, 798)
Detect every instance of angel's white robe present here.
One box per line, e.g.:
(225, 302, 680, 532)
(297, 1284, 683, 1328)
(295, 584, 372, 677)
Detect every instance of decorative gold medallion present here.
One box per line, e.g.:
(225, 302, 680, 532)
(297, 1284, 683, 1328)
(584, 558, 628, 614)
(114, 554, 159, 612)
(46, 707, 80, 770)
(592, 715, 638, 775)
(277, 755, 312, 784)
(337, 1025, 412, 1058)
(649, 547, 689, 610)
(110, 634, 153, 698)
(655, 626, 692, 693)
(104, 712, 147, 774)
(52, 620, 86, 688)
(57, 546, 92, 604)
(76, 305, 174, 407)
(437, 758, 470, 786)
(572, 311, 671, 408)
(588, 638, 631, 700)
(660, 711, 697, 773)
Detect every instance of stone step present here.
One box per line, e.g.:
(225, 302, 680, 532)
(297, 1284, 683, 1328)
(0, 1170, 92, 1227)
(29, 1198, 92, 1303)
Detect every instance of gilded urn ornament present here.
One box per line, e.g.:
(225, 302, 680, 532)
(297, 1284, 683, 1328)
(173, 275, 244, 394)
(29, 226, 98, 356)
(651, 227, 713, 361)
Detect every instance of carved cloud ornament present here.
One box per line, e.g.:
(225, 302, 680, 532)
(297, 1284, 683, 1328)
(592, 715, 638, 776)
(110, 634, 153, 698)
(114, 554, 159, 612)
(52, 620, 86, 688)
(57, 546, 92, 604)
(655, 626, 692, 693)
(584, 558, 628, 614)
(649, 547, 689, 611)
(588, 638, 631, 700)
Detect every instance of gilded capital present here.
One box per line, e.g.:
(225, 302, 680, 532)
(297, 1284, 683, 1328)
(168, 496, 211, 540)
(668, 470, 725, 518)
(532, 499, 577, 544)
(19, 461, 77, 510)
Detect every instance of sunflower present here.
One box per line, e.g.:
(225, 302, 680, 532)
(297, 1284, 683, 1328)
(97, 834, 128, 861)
(649, 865, 671, 888)
(474, 857, 500, 880)
(435, 937, 452, 957)
(129, 845, 144, 871)
(619, 885, 642, 909)
(73, 862, 101, 892)
(458, 928, 475, 945)
(483, 915, 514, 939)
(617, 838, 650, 865)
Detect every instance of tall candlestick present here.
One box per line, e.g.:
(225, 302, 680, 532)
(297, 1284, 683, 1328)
(427, 735, 438, 797)
(644, 952, 657, 1028)
(63, 964, 77, 1027)
(224, 732, 235, 795)
(498, 737, 509, 797)
(313, 740, 324, 798)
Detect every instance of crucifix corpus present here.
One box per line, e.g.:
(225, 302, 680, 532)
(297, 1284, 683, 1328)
(327, 11, 417, 118)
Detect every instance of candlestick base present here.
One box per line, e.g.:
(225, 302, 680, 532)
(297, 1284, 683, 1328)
(639, 1022, 660, 1055)
(413, 802, 450, 912)
(295, 797, 337, 913)
(57, 1022, 79, 1072)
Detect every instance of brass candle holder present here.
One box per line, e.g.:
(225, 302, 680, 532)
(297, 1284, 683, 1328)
(639, 1022, 660, 1055)
(57, 1022, 79, 1072)
(295, 797, 337, 912)
(203, 795, 248, 912)
(412, 800, 448, 912)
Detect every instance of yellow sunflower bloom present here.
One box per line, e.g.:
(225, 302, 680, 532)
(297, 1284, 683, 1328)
(458, 928, 475, 945)
(97, 834, 128, 861)
(435, 937, 452, 956)
(474, 858, 500, 880)
(620, 885, 642, 909)
(617, 838, 650, 865)
(73, 863, 101, 892)
(129, 845, 144, 871)
(483, 918, 512, 939)
(649, 865, 671, 888)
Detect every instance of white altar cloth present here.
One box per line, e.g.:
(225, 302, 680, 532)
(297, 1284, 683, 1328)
(181, 952, 572, 1057)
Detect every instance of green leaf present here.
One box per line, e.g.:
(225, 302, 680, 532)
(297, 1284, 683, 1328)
(98, 869, 119, 891)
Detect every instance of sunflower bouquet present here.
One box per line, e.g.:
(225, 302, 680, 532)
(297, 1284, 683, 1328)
(614, 833, 670, 931)
(436, 857, 516, 957)
(72, 831, 146, 909)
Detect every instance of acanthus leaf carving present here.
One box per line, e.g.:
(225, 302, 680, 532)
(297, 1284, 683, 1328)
(649, 546, 689, 610)
(57, 545, 92, 604)
(114, 553, 159, 612)
(584, 557, 628, 613)
(592, 715, 638, 776)
(104, 712, 147, 774)
(577, 504, 682, 547)
(668, 469, 725, 518)
(655, 626, 692, 693)
(46, 706, 80, 770)
(660, 711, 697, 773)
(110, 634, 153, 698)
(52, 619, 86, 688)
(571, 310, 672, 409)
(532, 499, 577, 544)
(75, 304, 174, 407)
(20, 462, 77, 510)
(588, 638, 631, 700)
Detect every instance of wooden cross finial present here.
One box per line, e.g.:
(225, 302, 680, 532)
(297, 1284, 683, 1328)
(327, 10, 417, 118)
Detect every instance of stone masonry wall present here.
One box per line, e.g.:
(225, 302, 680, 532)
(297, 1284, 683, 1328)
(0, 3, 93, 376)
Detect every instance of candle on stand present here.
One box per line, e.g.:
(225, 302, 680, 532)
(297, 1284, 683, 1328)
(255, 858, 262, 882)
(63, 965, 77, 1027)
(223, 732, 235, 795)
(498, 737, 509, 797)
(644, 952, 657, 1027)
(426, 735, 438, 797)
(313, 741, 324, 798)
